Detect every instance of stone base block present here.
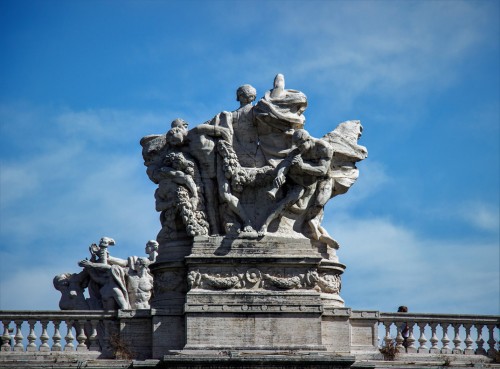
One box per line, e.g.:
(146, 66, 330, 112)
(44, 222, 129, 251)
(152, 313, 186, 358)
(184, 291, 325, 351)
(160, 353, 356, 369)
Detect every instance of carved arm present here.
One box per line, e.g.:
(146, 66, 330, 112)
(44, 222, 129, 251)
(193, 124, 232, 142)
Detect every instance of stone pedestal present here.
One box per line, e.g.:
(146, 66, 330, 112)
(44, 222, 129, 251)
(150, 235, 347, 356)
(149, 238, 192, 356)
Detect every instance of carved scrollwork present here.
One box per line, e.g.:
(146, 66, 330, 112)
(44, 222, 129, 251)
(245, 268, 262, 284)
(187, 267, 341, 294)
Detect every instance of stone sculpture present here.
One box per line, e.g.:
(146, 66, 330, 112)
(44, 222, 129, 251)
(140, 74, 367, 247)
(126, 257, 154, 309)
(50, 74, 367, 355)
(145, 240, 158, 263)
(54, 237, 155, 310)
(53, 272, 89, 310)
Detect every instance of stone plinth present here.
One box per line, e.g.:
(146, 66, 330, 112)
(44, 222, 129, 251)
(149, 235, 346, 356)
(159, 353, 358, 369)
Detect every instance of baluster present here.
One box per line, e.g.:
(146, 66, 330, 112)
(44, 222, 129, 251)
(486, 324, 498, 358)
(13, 320, 24, 352)
(451, 323, 462, 354)
(64, 320, 75, 351)
(440, 322, 452, 354)
(39, 320, 50, 352)
(429, 322, 439, 354)
(88, 320, 100, 351)
(475, 324, 486, 355)
(26, 320, 37, 352)
(52, 320, 62, 351)
(463, 323, 474, 355)
(1, 321, 12, 351)
(417, 322, 428, 353)
(395, 326, 405, 353)
(76, 320, 88, 351)
(406, 321, 417, 353)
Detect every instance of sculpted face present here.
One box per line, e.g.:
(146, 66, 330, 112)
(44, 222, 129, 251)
(99, 237, 115, 247)
(236, 84, 256, 105)
(145, 240, 158, 254)
(171, 118, 189, 130)
(135, 257, 148, 271)
(292, 129, 311, 151)
(166, 127, 187, 147)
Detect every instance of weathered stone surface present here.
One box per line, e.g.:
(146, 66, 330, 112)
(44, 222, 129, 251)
(140, 74, 367, 248)
(49, 73, 368, 359)
(141, 74, 365, 355)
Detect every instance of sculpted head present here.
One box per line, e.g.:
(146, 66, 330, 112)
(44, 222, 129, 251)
(292, 129, 312, 150)
(166, 126, 188, 147)
(99, 237, 115, 248)
(135, 257, 149, 271)
(171, 118, 189, 130)
(236, 84, 256, 106)
(145, 240, 159, 254)
(53, 273, 72, 290)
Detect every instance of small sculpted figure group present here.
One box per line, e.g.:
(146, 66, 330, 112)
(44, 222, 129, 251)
(53, 238, 157, 310)
(141, 74, 367, 249)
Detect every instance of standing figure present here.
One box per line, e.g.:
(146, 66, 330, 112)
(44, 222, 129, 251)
(126, 257, 154, 309)
(230, 84, 266, 168)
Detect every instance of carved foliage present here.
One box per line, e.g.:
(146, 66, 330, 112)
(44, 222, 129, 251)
(187, 267, 341, 294)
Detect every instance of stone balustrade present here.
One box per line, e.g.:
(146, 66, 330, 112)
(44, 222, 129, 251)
(0, 309, 498, 365)
(378, 312, 499, 358)
(0, 310, 117, 357)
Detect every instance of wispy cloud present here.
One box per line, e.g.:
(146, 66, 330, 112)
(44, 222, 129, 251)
(457, 201, 500, 232)
(324, 214, 499, 315)
(0, 105, 163, 296)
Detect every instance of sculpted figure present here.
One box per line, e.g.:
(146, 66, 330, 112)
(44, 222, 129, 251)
(145, 240, 158, 263)
(303, 120, 368, 248)
(126, 257, 154, 309)
(139, 74, 366, 246)
(229, 84, 266, 168)
(155, 143, 209, 240)
(166, 121, 256, 234)
(53, 272, 89, 310)
(260, 129, 333, 235)
(254, 74, 308, 164)
(78, 238, 130, 310)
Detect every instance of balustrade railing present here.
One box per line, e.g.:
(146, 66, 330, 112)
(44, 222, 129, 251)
(0, 310, 117, 356)
(378, 312, 499, 358)
(1, 309, 498, 363)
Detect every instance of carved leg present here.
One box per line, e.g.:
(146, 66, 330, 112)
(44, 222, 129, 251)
(259, 185, 304, 235)
(203, 178, 221, 235)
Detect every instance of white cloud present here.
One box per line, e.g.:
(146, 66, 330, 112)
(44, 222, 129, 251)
(323, 214, 499, 315)
(458, 201, 499, 232)
(0, 105, 162, 292)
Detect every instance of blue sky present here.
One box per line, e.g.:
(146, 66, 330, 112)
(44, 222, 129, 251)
(1, 0, 498, 315)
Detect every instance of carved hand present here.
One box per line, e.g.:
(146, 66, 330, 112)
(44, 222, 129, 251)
(291, 155, 303, 166)
(274, 173, 285, 187)
(78, 259, 92, 268)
